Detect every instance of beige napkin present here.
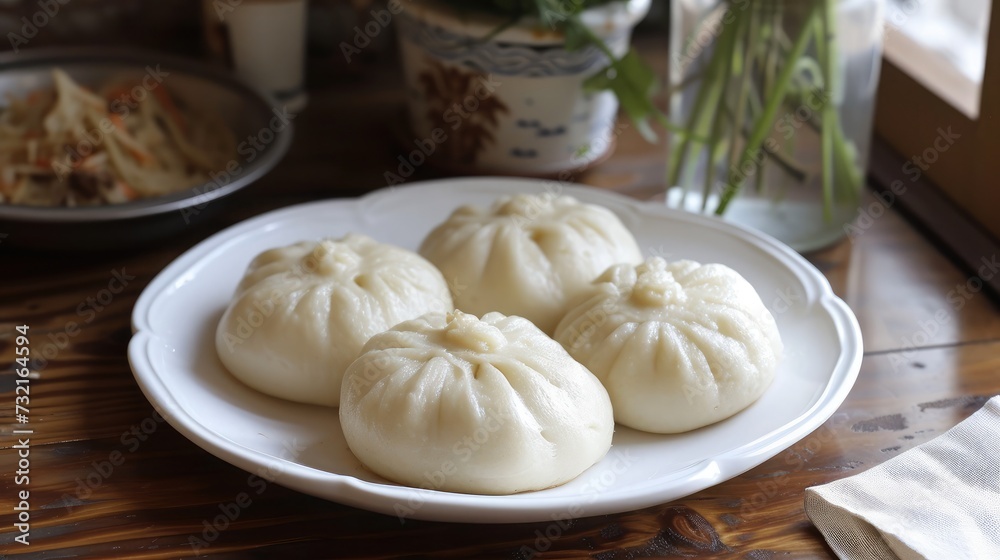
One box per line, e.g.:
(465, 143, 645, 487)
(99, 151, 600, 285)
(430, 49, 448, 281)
(805, 395, 1000, 560)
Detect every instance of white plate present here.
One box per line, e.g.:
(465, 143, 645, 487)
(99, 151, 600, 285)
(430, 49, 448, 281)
(128, 177, 862, 523)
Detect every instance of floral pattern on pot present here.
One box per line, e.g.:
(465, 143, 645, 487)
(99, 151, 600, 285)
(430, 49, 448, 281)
(418, 58, 510, 165)
(396, 0, 650, 175)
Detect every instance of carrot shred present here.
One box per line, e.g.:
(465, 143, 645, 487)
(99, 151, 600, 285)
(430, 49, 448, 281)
(118, 181, 140, 200)
(109, 113, 155, 165)
(110, 113, 127, 131)
(104, 86, 132, 103)
(152, 86, 189, 134)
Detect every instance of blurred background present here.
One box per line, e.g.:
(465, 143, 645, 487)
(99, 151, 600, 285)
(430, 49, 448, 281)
(0, 0, 996, 256)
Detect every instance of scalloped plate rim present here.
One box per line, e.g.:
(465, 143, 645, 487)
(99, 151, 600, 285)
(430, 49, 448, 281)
(128, 177, 862, 523)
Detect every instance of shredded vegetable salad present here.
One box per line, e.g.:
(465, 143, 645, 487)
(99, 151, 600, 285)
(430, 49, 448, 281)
(0, 69, 235, 207)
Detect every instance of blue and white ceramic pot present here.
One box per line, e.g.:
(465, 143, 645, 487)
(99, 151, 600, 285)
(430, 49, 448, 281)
(397, 0, 651, 176)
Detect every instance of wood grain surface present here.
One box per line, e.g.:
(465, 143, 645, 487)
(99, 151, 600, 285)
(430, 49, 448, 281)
(2, 43, 1000, 560)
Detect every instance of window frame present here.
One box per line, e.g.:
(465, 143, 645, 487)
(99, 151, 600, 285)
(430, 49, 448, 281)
(874, 1, 1000, 241)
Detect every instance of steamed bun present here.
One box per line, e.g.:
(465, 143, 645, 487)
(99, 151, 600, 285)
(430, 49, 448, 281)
(419, 193, 643, 334)
(340, 310, 614, 495)
(554, 257, 782, 433)
(216, 234, 452, 407)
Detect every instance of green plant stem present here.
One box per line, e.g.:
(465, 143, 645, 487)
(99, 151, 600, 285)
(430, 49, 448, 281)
(669, 0, 868, 221)
(765, 9, 780, 95)
(833, 124, 862, 200)
(821, 102, 835, 221)
(759, 134, 809, 180)
(667, 7, 737, 191)
(757, 5, 781, 195)
(701, 10, 746, 211)
(817, 2, 834, 221)
(715, 1, 821, 215)
(691, 18, 740, 199)
(724, 5, 758, 202)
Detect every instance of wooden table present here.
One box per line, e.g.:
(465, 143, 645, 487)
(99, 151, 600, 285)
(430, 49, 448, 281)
(3, 57, 1000, 560)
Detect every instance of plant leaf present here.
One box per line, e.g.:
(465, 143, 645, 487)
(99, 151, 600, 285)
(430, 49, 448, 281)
(584, 49, 661, 142)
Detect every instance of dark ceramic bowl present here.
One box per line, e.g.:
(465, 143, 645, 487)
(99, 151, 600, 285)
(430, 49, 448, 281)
(0, 48, 293, 251)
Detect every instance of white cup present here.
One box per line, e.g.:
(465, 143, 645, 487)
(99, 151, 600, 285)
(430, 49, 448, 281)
(226, 0, 308, 111)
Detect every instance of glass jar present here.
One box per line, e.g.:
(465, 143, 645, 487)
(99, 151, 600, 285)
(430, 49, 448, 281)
(666, 0, 884, 252)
